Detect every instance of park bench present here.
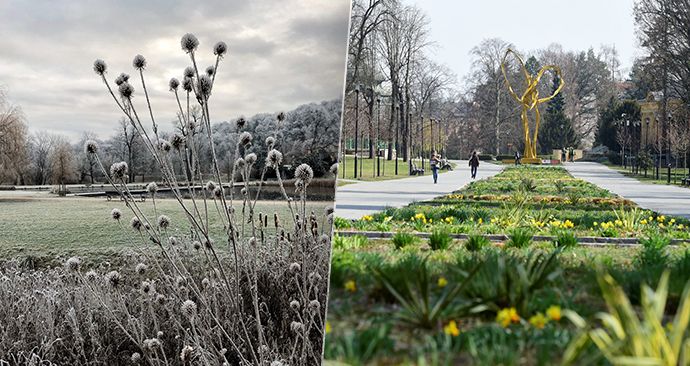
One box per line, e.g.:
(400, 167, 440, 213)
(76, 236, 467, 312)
(411, 163, 425, 176)
(682, 176, 690, 186)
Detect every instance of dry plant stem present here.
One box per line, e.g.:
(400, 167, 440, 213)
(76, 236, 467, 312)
(137, 69, 160, 146)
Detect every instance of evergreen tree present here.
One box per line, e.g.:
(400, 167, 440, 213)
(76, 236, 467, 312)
(539, 74, 578, 154)
(595, 98, 641, 152)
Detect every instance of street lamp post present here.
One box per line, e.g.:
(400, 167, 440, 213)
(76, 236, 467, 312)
(354, 85, 360, 179)
(420, 114, 424, 172)
(408, 111, 413, 175)
(395, 104, 399, 175)
(376, 97, 381, 177)
(668, 112, 673, 184)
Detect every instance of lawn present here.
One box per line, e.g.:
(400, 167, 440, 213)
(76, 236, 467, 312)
(324, 165, 690, 365)
(339, 155, 455, 182)
(608, 163, 690, 188)
(0, 196, 329, 264)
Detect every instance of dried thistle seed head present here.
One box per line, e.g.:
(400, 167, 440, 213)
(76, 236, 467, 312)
(248, 237, 257, 247)
(295, 163, 314, 185)
(308, 271, 322, 284)
(84, 140, 98, 154)
(85, 270, 98, 281)
(186, 119, 196, 131)
(110, 161, 128, 179)
(245, 153, 257, 165)
(203, 238, 214, 249)
(156, 294, 166, 304)
(309, 299, 320, 311)
(277, 112, 286, 122)
(290, 321, 304, 333)
(157, 331, 163, 338)
(294, 179, 305, 193)
(289, 262, 301, 273)
(169, 77, 180, 91)
(270, 361, 284, 366)
(182, 76, 193, 92)
(201, 278, 210, 288)
(330, 163, 339, 175)
(118, 82, 134, 99)
(181, 33, 199, 53)
(205, 65, 215, 76)
(196, 74, 212, 98)
(141, 280, 154, 295)
(213, 186, 224, 199)
(93, 59, 107, 75)
(146, 182, 158, 194)
(180, 345, 195, 362)
(144, 222, 151, 230)
(131, 352, 142, 363)
(135, 263, 148, 275)
(105, 270, 121, 287)
(114, 72, 130, 86)
(213, 41, 228, 56)
(235, 116, 246, 129)
(193, 241, 201, 250)
(157, 215, 170, 229)
(169, 236, 178, 245)
(266, 149, 283, 168)
(265, 136, 275, 148)
(240, 187, 247, 196)
(205, 180, 216, 192)
(183, 66, 195, 78)
(65, 257, 81, 272)
(143, 337, 162, 350)
(130, 217, 142, 231)
(132, 54, 146, 70)
(181, 299, 197, 319)
(238, 131, 252, 146)
(158, 140, 172, 153)
(111, 208, 122, 220)
(234, 157, 246, 169)
(175, 276, 185, 288)
(227, 206, 235, 215)
(170, 134, 184, 150)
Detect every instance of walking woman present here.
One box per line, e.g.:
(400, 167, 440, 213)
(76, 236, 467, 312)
(469, 151, 480, 179)
(430, 150, 440, 184)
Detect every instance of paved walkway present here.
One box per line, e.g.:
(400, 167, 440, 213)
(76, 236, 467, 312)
(335, 160, 503, 219)
(564, 162, 690, 218)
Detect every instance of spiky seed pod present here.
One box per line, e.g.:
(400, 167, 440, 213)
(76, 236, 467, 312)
(246, 153, 258, 165)
(187, 119, 196, 131)
(85, 270, 98, 282)
(144, 338, 162, 350)
(295, 179, 304, 193)
(183, 66, 195, 78)
(156, 294, 166, 304)
(158, 140, 172, 153)
(180, 346, 195, 362)
(111, 208, 122, 220)
(238, 131, 252, 146)
(132, 54, 146, 70)
(93, 59, 107, 75)
(289, 262, 301, 273)
(135, 263, 148, 275)
(227, 206, 235, 215)
(213, 41, 228, 56)
(205, 65, 215, 77)
(309, 300, 320, 312)
(330, 163, 339, 175)
(203, 238, 214, 249)
(289, 300, 300, 310)
(277, 112, 285, 122)
(114, 73, 129, 86)
(235, 117, 246, 129)
(118, 82, 134, 99)
(131, 352, 142, 363)
(234, 157, 246, 169)
(205, 181, 216, 192)
(193, 241, 201, 250)
(157, 215, 170, 229)
(181, 299, 197, 319)
(65, 257, 81, 272)
(265, 136, 275, 148)
(146, 182, 158, 195)
(105, 270, 121, 287)
(295, 164, 313, 185)
(248, 237, 257, 247)
(213, 186, 224, 199)
(169, 77, 180, 91)
(319, 234, 330, 246)
(266, 149, 283, 168)
(182, 77, 193, 92)
(110, 161, 128, 179)
(176, 276, 185, 288)
(197, 74, 212, 98)
(141, 280, 154, 295)
(157, 331, 164, 338)
(144, 222, 151, 230)
(130, 217, 142, 231)
(84, 140, 98, 154)
(201, 278, 210, 288)
(290, 321, 304, 333)
(240, 187, 247, 196)
(169, 236, 178, 245)
(270, 361, 284, 366)
(181, 33, 199, 53)
(308, 271, 322, 284)
(170, 134, 184, 150)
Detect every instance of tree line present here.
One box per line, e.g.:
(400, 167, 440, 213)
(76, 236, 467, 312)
(0, 92, 341, 186)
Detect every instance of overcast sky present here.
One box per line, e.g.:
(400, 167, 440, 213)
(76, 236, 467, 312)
(0, 0, 350, 141)
(407, 0, 639, 85)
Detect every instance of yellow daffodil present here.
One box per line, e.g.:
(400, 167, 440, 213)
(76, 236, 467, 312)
(658, 215, 666, 223)
(529, 313, 547, 329)
(478, 218, 483, 224)
(641, 219, 648, 225)
(437, 277, 448, 288)
(669, 219, 676, 225)
(659, 223, 665, 229)
(344, 280, 356, 293)
(678, 224, 685, 230)
(546, 305, 562, 321)
(593, 222, 599, 227)
(325, 322, 332, 334)
(496, 307, 520, 328)
(443, 320, 460, 337)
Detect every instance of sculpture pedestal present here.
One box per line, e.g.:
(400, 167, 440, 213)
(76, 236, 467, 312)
(520, 158, 542, 164)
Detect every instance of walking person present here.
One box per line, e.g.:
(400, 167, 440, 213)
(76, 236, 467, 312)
(469, 151, 480, 179)
(514, 151, 521, 166)
(430, 150, 440, 184)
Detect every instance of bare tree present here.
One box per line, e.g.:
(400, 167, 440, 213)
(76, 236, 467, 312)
(48, 137, 76, 194)
(0, 91, 29, 184)
(28, 131, 56, 185)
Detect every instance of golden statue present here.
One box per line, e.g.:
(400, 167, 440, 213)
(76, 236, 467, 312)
(501, 49, 564, 164)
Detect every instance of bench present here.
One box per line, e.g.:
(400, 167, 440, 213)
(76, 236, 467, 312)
(411, 163, 425, 176)
(682, 177, 690, 186)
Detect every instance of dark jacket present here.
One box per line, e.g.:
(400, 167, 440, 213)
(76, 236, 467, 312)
(469, 155, 480, 167)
